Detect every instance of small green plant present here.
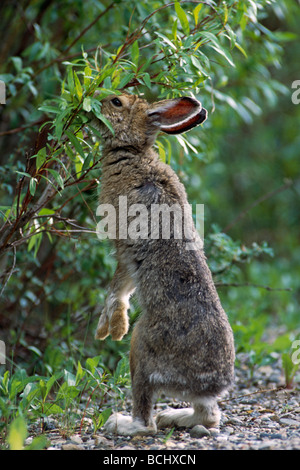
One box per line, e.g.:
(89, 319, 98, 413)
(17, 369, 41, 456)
(0, 355, 130, 444)
(7, 416, 48, 450)
(282, 352, 299, 389)
(162, 427, 175, 444)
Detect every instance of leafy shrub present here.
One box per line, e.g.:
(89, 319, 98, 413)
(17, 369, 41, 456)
(0, 0, 299, 441)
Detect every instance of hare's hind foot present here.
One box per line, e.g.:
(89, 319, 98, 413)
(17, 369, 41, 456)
(109, 306, 129, 340)
(156, 397, 220, 430)
(94, 310, 109, 340)
(103, 413, 156, 436)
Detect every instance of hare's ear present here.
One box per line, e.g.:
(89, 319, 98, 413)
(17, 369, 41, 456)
(148, 97, 207, 135)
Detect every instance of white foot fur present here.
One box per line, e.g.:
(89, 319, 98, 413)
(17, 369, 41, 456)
(156, 402, 220, 429)
(156, 407, 196, 429)
(104, 413, 156, 436)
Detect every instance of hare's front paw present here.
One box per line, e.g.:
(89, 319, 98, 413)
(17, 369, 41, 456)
(104, 413, 156, 436)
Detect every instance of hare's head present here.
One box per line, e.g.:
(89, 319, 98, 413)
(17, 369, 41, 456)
(95, 92, 207, 151)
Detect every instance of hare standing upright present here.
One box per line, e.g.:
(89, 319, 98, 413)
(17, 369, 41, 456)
(92, 92, 235, 435)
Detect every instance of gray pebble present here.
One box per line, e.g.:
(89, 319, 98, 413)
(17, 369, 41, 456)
(225, 417, 244, 426)
(61, 443, 85, 450)
(189, 425, 211, 438)
(279, 418, 300, 427)
(25, 352, 300, 451)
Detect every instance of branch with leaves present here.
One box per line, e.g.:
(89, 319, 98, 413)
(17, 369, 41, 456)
(0, 0, 292, 299)
(0, 1, 242, 259)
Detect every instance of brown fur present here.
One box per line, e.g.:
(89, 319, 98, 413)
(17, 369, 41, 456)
(91, 93, 235, 435)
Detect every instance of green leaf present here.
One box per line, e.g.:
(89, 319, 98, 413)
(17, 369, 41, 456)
(25, 435, 49, 450)
(97, 113, 115, 135)
(35, 146, 47, 170)
(162, 136, 172, 165)
(172, 18, 178, 41)
(85, 356, 101, 374)
(41, 403, 64, 416)
(75, 361, 85, 385)
(190, 55, 205, 74)
(21, 382, 40, 407)
(193, 3, 203, 25)
(175, 1, 190, 35)
(86, 124, 102, 139)
(282, 352, 298, 380)
(223, 2, 228, 24)
(10, 373, 41, 401)
(0, 370, 10, 396)
(84, 66, 92, 86)
(114, 356, 130, 382)
(118, 73, 135, 89)
(38, 208, 55, 217)
(39, 379, 47, 401)
(273, 31, 298, 42)
(47, 169, 64, 190)
(28, 345, 42, 357)
(56, 382, 80, 405)
(74, 155, 84, 178)
(98, 407, 112, 427)
(143, 73, 152, 89)
(11, 56, 23, 72)
(8, 417, 27, 450)
(156, 140, 166, 162)
(67, 67, 75, 94)
(131, 40, 139, 65)
(29, 177, 37, 196)
(235, 42, 248, 58)
(54, 107, 72, 140)
(38, 104, 60, 114)
(74, 71, 83, 100)
(64, 369, 76, 387)
(155, 32, 177, 50)
(28, 232, 43, 256)
(83, 96, 92, 112)
(15, 170, 31, 179)
(282, 354, 297, 388)
(65, 130, 86, 159)
(200, 31, 235, 66)
(82, 152, 94, 171)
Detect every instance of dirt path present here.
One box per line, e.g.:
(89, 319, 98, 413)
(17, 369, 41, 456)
(28, 356, 300, 451)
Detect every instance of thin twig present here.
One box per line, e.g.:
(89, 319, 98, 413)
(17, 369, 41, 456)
(63, 2, 115, 56)
(216, 282, 292, 292)
(220, 386, 287, 404)
(223, 179, 294, 232)
(0, 118, 44, 137)
(0, 245, 16, 297)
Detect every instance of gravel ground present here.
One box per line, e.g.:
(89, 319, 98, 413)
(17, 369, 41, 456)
(27, 353, 300, 451)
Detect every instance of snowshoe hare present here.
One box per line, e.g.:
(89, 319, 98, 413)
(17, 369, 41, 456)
(91, 92, 235, 436)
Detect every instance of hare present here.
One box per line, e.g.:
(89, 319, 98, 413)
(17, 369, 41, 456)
(91, 92, 235, 436)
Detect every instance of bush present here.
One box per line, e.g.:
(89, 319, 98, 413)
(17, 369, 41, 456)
(0, 0, 299, 444)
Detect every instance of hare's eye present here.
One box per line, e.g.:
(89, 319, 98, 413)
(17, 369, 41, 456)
(111, 97, 122, 107)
